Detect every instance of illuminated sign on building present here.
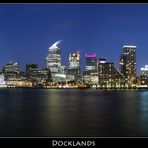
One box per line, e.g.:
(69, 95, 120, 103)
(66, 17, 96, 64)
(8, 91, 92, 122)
(85, 54, 96, 58)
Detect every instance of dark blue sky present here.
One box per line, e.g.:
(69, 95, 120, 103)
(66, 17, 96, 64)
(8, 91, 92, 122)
(0, 4, 148, 75)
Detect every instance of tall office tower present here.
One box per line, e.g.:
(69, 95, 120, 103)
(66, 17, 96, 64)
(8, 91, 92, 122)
(45, 41, 62, 74)
(82, 54, 97, 84)
(67, 51, 81, 82)
(120, 45, 136, 84)
(85, 54, 97, 71)
(69, 51, 80, 72)
(45, 41, 67, 83)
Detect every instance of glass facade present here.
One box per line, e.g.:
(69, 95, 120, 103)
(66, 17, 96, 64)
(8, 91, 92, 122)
(46, 41, 61, 74)
(67, 51, 81, 82)
(69, 51, 80, 70)
(85, 54, 97, 71)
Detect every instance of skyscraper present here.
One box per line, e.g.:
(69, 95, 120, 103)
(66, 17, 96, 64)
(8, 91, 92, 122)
(140, 65, 148, 86)
(67, 51, 81, 82)
(45, 41, 62, 74)
(45, 41, 67, 83)
(120, 45, 136, 85)
(69, 51, 80, 71)
(85, 54, 97, 71)
(82, 53, 97, 84)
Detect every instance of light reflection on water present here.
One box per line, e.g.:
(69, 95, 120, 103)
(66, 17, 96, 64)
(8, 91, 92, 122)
(139, 91, 148, 136)
(0, 88, 148, 137)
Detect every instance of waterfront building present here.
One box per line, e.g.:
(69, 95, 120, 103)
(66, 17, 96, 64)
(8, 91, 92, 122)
(140, 65, 148, 87)
(82, 71, 98, 85)
(67, 51, 81, 82)
(25, 64, 51, 86)
(120, 45, 136, 85)
(0, 73, 7, 87)
(141, 65, 148, 77)
(6, 80, 32, 87)
(31, 68, 49, 86)
(83, 57, 127, 87)
(98, 58, 127, 88)
(82, 71, 91, 84)
(3, 61, 20, 81)
(2, 62, 33, 87)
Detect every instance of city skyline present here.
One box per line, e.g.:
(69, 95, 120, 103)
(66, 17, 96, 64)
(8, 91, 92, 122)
(0, 4, 148, 74)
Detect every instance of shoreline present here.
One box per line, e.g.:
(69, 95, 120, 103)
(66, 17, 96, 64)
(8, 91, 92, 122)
(1, 86, 148, 90)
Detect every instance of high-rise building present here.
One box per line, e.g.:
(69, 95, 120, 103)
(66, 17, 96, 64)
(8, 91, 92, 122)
(120, 45, 136, 85)
(120, 54, 127, 78)
(82, 54, 97, 84)
(83, 57, 127, 87)
(85, 54, 97, 71)
(98, 59, 127, 88)
(141, 65, 148, 77)
(45, 41, 62, 74)
(67, 51, 81, 82)
(45, 41, 67, 83)
(140, 65, 148, 86)
(69, 51, 80, 70)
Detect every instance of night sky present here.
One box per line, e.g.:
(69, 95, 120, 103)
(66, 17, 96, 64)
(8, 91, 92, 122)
(0, 4, 148, 75)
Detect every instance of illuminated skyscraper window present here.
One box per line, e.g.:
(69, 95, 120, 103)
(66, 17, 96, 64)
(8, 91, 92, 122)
(141, 65, 148, 76)
(45, 41, 62, 74)
(67, 51, 81, 82)
(120, 45, 136, 84)
(69, 51, 80, 71)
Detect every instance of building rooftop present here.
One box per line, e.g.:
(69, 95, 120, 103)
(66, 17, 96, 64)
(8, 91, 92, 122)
(123, 45, 137, 48)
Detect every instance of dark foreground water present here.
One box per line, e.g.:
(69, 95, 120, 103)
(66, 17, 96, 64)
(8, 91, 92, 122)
(0, 88, 148, 137)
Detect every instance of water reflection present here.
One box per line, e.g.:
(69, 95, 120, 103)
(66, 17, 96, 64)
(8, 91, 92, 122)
(139, 91, 148, 136)
(0, 89, 148, 137)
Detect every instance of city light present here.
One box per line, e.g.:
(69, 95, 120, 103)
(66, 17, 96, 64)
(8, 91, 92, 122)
(0, 42, 147, 89)
(85, 54, 96, 58)
(141, 65, 148, 71)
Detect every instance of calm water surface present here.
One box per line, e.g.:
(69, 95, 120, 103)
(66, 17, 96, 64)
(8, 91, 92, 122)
(0, 88, 148, 137)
